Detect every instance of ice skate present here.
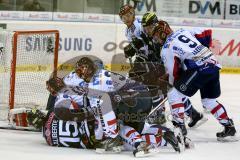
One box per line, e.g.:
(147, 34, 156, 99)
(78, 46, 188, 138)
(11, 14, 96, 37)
(133, 141, 155, 158)
(217, 119, 238, 142)
(164, 129, 185, 152)
(188, 113, 208, 128)
(95, 135, 123, 153)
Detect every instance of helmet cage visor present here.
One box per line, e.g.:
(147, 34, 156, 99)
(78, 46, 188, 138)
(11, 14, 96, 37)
(75, 63, 96, 82)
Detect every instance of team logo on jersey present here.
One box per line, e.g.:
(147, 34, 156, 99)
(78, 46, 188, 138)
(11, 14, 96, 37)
(106, 80, 112, 85)
(63, 94, 69, 98)
(173, 46, 185, 55)
(104, 71, 111, 77)
(79, 81, 88, 87)
(163, 43, 170, 49)
(180, 84, 187, 92)
(114, 95, 122, 102)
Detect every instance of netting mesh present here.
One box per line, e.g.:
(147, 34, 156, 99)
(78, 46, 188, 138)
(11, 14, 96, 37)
(0, 30, 58, 121)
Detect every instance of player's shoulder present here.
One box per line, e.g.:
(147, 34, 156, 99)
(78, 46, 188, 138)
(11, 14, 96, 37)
(43, 111, 59, 146)
(63, 71, 85, 86)
(161, 31, 182, 54)
(162, 31, 178, 50)
(63, 71, 77, 81)
(135, 17, 142, 24)
(134, 18, 143, 33)
(166, 29, 187, 46)
(99, 69, 112, 78)
(188, 27, 211, 35)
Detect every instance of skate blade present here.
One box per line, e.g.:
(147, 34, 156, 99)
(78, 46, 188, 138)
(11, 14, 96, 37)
(95, 148, 106, 154)
(184, 138, 195, 149)
(190, 116, 208, 129)
(95, 146, 122, 154)
(176, 135, 185, 153)
(217, 136, 239, 142)
(173, 127, 186, 152)
(134, 151, 152, 158)
(179, 141, 185, 152)
(148, 146, 161, 155)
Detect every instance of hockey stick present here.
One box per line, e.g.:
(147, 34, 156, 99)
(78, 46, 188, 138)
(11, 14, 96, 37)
(0, 124, 40, 132)
(129, 57, 134, 69)
(145, 96, 168, 121)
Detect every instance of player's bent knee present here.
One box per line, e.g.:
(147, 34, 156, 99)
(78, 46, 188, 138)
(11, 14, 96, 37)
(167, 88, 185, 105)
(201, 98, 218, 110)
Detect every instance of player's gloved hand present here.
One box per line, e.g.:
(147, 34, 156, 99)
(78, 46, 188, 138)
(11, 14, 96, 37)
(77, 107, 96, 121)
(160, 73, 169, 81)
(27, 107, 47, 130)
(124, 37, 144, 58)
(124, 43, 136, 58)
(54, 107, 95, 122)
(132, 37, 144, 50)
(46, 77, 65, 96)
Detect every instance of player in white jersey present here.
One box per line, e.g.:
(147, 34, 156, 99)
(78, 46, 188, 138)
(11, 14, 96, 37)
(141, 12, 210, 132)
(119, 4, 150, 61)
(151, 21, 236, 141)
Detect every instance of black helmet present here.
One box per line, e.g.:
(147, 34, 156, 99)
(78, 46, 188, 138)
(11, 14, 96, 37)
(142, 12, 158, 27)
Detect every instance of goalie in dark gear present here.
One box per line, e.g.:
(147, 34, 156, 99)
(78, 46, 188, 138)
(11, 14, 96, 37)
(75, 57, 97, 82)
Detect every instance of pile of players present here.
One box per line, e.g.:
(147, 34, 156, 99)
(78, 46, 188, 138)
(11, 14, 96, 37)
(17, 4, 237, 158)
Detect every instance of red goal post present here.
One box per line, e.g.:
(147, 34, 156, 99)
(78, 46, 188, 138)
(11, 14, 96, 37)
(0, 30, 59, 122)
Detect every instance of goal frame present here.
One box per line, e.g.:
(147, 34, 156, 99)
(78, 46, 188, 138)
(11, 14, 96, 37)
(8, 30, 59, 110)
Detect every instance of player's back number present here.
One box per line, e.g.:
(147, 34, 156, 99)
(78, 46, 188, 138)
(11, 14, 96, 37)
(178, 35, 197, 48)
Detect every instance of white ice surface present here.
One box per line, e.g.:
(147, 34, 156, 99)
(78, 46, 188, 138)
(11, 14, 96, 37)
(0, 74, 240, 160)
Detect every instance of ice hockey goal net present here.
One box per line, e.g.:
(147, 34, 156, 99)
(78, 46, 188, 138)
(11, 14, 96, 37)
(0, 30, 59, 121)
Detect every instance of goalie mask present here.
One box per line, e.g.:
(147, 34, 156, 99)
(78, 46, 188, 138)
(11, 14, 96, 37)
(152, 20, 172, 46)
(119, 4, 135, 27)
(46, 77, 65, 96)
(75, 57, 97, 83)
